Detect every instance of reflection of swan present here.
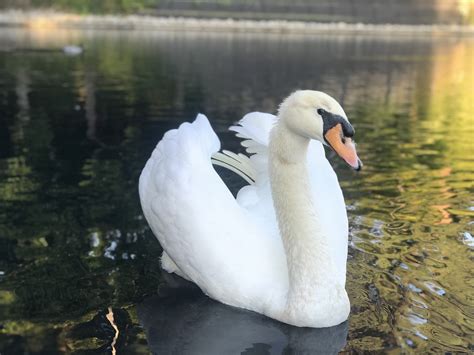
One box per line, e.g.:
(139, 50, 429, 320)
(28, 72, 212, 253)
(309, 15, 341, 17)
(139, 91, 361, 327)
(137, 280, 349, 354)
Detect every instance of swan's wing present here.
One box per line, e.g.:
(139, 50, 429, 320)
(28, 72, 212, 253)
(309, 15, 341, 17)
(139, 114, 287, 312)
(212, 112, 277, 210)
(211, 112, 276, 185)
(210, 113, 280, 242)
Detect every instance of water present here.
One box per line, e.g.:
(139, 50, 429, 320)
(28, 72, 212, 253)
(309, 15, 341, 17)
(0, 28, 472, 353)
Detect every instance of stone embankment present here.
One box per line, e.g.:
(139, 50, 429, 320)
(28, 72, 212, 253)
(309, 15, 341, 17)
(0, 10, 472, 36)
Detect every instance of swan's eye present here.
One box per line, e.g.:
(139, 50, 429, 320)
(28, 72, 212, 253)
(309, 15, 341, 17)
(317, 108, 326, 115)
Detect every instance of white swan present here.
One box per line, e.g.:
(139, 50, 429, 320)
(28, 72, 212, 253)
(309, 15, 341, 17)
(139, 90, 362, 328)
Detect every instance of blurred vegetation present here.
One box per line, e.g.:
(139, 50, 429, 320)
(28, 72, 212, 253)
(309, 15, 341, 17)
(0, 0, 157, 13)
(0, 0, 471, 24)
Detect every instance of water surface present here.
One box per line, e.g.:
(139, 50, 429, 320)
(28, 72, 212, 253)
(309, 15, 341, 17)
(0, 28, 472, 353)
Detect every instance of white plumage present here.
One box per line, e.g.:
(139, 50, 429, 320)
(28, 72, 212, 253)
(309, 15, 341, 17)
(139, 91, 359, 327)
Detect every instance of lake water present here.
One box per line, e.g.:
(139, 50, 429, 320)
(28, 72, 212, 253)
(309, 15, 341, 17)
(0, 28, 472, 353)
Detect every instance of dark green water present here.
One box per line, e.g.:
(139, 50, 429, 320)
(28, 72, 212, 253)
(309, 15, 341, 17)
(0, 29, 472, 353)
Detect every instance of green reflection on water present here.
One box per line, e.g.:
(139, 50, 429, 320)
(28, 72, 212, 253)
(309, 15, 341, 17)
(0, 29, 472, 353)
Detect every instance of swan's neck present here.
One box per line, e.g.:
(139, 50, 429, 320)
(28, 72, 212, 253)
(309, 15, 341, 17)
(269, 122, 341, 313)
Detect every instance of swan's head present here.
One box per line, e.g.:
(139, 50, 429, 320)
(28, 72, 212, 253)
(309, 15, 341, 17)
(278, 90, 362, 170)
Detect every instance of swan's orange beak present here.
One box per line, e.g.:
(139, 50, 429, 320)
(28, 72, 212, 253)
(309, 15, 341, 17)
(324, 124, 362, 171)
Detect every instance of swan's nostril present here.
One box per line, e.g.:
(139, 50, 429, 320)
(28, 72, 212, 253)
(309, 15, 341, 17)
(341, 121, 354, 138)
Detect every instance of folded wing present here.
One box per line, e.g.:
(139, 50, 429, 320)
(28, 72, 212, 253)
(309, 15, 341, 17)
(139, 114, 287, 313)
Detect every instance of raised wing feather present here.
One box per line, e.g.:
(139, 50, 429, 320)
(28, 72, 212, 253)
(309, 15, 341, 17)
(230, 112, 277, 152)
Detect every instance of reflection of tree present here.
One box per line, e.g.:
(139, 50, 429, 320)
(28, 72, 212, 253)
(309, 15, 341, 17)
(0, 0, 155, 13)
(84, 71, 97, 141)
(15, 68, 30, 123)
(0, 35, 169, 352)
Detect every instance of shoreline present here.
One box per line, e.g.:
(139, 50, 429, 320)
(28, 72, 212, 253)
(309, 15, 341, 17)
(0, 10, 473, 37)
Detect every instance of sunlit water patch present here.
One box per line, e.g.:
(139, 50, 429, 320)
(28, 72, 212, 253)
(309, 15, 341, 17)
(0, 28, 472, 353)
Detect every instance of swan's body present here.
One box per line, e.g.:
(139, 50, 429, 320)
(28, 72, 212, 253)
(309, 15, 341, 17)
(139, 91, 361, 328)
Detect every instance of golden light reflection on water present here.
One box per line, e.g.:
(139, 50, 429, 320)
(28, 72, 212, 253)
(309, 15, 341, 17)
(457, 0, 474, 23)
(106, 307, 119, 355)
(345, 38, 474, 352)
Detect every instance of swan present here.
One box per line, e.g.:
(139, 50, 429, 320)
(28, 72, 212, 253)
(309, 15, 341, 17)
(139, 90, 362, 328)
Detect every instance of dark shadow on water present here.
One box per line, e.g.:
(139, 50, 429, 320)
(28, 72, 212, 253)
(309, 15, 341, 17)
(137, 274, 348, 355)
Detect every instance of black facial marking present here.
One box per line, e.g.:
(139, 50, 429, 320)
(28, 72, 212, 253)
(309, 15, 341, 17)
(319, 109, 354, 137)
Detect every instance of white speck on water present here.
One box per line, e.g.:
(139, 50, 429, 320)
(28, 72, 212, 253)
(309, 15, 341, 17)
(63, 45, 83, 56)
(346, 204, 357, 211)
(415, 331, 428, 340)
(104, 241, 118, 260)
(400, 262, 409, 270)
(425, 281, 446, 296)
(412, 298, 428, 309)
(370, 219, 384, 237)
(408, 283, 422, 293)
(461, 231, 474, 247)
(90, 232, 100, 248)
(408, 313, 427, 325)
(108, 229, 121, 238)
